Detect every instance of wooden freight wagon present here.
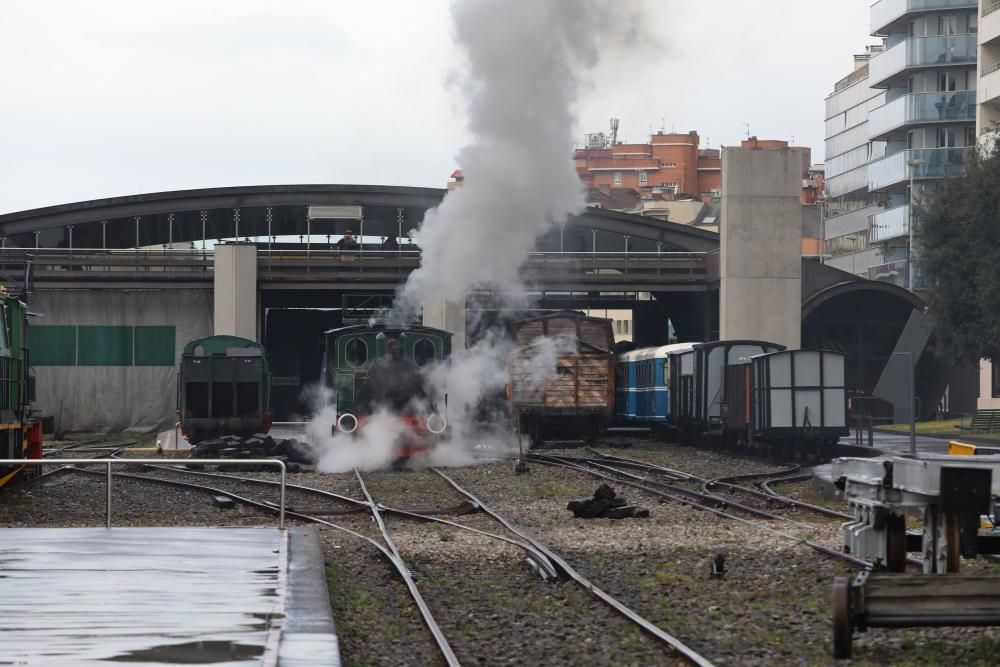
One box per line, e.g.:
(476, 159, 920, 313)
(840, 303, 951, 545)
(508, 311, 614, 446)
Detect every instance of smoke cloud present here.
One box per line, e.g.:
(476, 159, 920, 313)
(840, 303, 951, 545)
(394, 0, 639, 318)
(308, 0, 645, 470)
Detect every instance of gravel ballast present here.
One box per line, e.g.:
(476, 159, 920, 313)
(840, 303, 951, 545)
(3, 439, 1000, 665)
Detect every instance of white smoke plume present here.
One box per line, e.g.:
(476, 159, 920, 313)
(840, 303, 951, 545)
(307, 0, 645, 470)
(393, 0, 641, 319)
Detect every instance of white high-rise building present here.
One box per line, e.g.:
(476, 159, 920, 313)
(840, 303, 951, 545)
(824, 1, 979, 289)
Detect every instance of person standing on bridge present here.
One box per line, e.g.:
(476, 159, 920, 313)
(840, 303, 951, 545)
(337, 230, 358, 251)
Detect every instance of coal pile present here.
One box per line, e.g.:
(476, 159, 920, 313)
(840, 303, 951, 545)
(189, 433, 316, 468)
(567, 484, 650, 519)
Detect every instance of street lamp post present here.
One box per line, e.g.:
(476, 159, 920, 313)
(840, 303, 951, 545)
(906, 156, 924, 291)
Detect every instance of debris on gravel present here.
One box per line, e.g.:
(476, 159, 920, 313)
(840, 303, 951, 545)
(567, 483, 650, 519)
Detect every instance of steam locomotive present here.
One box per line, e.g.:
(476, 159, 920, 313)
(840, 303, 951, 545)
(323, 324, 452, 458)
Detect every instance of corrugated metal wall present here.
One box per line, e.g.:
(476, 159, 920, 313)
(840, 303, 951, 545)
(30, 290, 213, 433)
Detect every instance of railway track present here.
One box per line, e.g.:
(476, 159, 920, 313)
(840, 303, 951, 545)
(527, 451, 875, 570)
(60, 461, 716, 667)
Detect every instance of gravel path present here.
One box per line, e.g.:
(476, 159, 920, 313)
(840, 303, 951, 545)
(4, 439, 1000, 665)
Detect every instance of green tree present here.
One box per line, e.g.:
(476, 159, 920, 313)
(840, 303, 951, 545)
(918, 139, 1000, 365)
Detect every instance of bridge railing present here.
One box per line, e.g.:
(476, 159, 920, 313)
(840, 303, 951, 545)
(0, 247, 708, 287)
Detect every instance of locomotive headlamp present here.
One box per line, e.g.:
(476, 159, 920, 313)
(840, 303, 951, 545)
(337, 413, 359, 434)
(426, 413, 447, 435)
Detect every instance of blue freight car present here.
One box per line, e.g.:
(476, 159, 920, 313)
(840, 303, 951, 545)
(615, 343, 696, 424)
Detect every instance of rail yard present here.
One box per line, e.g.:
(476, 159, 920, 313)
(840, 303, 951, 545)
(4, 436, 1000, 666)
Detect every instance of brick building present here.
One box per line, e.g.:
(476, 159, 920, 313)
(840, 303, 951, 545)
(573, 131, 721, 202)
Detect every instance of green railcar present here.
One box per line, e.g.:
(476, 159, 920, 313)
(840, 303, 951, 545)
(322, 324, 451, 419)
(177, 335, 272, 443)
(0, 291, 36, 487)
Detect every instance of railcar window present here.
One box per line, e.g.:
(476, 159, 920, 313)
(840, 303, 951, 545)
(413, 339, 435, 367)
(345, 338, 367, 368)
(211, 382, 234, 418)
(186, 382, 209, 418)
(236, 382, 259, 417)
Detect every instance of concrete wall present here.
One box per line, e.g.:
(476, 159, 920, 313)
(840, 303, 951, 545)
(720, 147, 804, 348)
(32, 290, 213, 434)
(423, 300, 465, 351)
(214, 243, 258, 340)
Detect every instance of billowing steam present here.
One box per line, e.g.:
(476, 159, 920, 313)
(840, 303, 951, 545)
(309, 0, 642, 470)
(394, 0, 632, 318)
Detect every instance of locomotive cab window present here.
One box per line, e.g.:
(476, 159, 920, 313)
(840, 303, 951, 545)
(345, 338, 368, 369)
(413, 338, 435, 367)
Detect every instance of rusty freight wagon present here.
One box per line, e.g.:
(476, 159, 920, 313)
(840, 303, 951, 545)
(507, 311, 614, 446)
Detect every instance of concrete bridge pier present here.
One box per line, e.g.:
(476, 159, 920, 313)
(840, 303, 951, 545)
(720, 146, 804, 349)
(214, 243, 259, 341)
(423, 299, 465, 351)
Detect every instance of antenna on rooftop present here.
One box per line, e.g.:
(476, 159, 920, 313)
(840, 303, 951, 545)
(744, 123, 751, 139)
(609, 117, 619, 146)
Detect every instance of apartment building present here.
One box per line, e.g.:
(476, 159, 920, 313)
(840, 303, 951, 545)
(824, 1, 978, 288)
(978, 0, 1000, 408)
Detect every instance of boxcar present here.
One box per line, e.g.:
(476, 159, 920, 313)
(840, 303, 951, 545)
(670, 340, 785, 433)
(322, 324, 451, 450)
(616, 343, 696, 424)
(177, 336, 271, 444)
(0, 289, 40, 488)
(725, 349, 849, 457)
(508, 311, 614, 445)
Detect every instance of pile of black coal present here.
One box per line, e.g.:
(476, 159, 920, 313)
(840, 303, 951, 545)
(567, 484, 650, 519)
(189, 433, 316, 469)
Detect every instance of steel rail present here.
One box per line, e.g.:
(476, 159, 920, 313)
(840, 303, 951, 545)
(544, 454, 817, 530)
(527, 455, 875, 571)
(431, 467, 717, 667)
(137, 463, 557, 579)
(586, 448, 703, 481)
(354, 469, 460, 667)
(756, 475, 855, 521)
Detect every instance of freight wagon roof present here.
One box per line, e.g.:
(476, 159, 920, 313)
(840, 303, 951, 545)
(322, 323, 452, 339)
(691, 339, 786, 352)
(751, 348, 847, 362)
(182, 335, 264, 357)
(619, 342, 698, 363)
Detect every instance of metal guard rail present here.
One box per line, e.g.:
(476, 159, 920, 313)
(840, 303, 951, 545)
(1, 458, 287, 529)
(985, 0, 1000, 17)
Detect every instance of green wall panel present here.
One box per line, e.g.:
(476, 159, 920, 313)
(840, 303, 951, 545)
(78, 326, 133, 366)
(28, 326, 77, 366)
(134, 326, 176, 366)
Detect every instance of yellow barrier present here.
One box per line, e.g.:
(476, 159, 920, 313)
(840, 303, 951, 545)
(949, 441, 978, 456)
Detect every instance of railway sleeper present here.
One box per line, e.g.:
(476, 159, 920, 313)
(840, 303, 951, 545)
(833, 570, 1000, 659)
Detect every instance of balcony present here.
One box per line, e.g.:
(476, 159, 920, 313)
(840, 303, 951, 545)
(869, 205, 911, 242)
(984, 2, 1000, 45)
(868, 146, 972, 190)
(869, 34, 977, 88)
(867, 260, 909, 288)
(982, 61, 1000, 108)
(868, 91, 975, 140)
(872, 0, 977, 36)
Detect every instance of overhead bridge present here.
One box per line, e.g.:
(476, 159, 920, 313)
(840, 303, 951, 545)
(3, 247, 713, 293)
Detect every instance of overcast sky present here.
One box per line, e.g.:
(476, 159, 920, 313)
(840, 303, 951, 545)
(0, 1, 876, 214)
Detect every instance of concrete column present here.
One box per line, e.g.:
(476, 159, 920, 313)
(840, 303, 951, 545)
(423, 299, 465, 351)
(720, 147, 804, 349)
(214, 243, 258, 340)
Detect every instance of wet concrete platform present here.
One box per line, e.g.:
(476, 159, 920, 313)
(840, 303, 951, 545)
(0, 526, 339, 666)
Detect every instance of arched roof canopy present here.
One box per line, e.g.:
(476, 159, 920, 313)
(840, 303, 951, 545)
(0, 184, 719, 252)
(802, 280, 925, 320)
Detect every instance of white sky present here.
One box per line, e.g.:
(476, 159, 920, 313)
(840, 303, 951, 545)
(0, 1, 875, 214)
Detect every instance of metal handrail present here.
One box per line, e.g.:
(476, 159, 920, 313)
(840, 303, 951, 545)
(985, 0, 1000, 16)
(0, 247, 708, 258)
(983, 61, 1000, 77)
(1, 458, 287, 529)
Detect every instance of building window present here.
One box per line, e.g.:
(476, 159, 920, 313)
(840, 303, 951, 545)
(639, 172, 648, 185)
(938, 127, 957, 148)
(664, 183, 678, 194)
(662, 162, 677, 168)
(613, 172, 622, 184)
